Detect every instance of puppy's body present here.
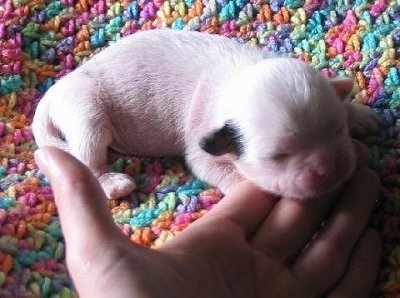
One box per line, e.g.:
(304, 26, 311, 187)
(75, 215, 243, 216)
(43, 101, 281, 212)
(32, 29, 378, 199)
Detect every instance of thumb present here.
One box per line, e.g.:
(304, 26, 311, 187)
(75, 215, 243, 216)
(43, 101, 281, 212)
(34, 147, 125, 254)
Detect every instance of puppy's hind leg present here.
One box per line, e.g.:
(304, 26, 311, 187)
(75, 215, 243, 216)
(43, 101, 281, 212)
(52, 73, 136, 199)
(67, 125, 136, 199)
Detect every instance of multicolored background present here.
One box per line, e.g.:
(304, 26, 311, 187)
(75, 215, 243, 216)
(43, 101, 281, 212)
(0, 0, 399, 296)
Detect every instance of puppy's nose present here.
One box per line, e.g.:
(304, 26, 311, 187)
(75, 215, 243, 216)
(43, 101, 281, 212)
(313, 159, 335, 177)
(295, 169, 321, 189)
(306, 150, 336, 177)
(295, 152, 336, 190)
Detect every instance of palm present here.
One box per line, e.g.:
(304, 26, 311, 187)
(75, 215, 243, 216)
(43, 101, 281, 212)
(35, 147, 381, 298)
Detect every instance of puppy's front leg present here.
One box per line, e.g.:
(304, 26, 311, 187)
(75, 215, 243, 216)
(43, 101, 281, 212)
(185, 149, 244, 194)
(345, 102, 380, 138)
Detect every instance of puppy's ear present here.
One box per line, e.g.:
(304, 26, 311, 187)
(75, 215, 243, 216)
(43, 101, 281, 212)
(330, 78, 354, 101)
(199, 121, 244, 156)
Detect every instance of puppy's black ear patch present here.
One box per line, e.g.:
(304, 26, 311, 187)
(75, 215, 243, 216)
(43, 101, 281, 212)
(199, 120, 244, 156)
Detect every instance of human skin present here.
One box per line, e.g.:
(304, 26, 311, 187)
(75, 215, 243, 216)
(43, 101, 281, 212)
(34, 144, 381, 298)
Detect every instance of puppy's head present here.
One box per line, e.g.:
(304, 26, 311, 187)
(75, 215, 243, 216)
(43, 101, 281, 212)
(200, 58, 356, 199)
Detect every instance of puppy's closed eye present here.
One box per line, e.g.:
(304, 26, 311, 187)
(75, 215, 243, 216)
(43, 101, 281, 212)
(268, 152, 290, 163)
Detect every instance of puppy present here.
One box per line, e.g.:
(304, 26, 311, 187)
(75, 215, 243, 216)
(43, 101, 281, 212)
(32, 29, 379, 200)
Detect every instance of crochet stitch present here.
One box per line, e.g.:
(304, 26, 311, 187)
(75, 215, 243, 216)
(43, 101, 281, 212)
(0, 0, 399, 296)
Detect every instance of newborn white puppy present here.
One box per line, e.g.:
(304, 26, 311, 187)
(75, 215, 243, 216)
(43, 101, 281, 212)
(32, 29, 378, 200)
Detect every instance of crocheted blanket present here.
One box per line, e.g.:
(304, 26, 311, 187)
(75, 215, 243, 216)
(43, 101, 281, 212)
(0, 0, 399, 296)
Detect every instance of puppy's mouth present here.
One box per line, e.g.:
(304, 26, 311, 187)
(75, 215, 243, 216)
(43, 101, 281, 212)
(283, 163, 355, 200)
(285, 178, 343, 200)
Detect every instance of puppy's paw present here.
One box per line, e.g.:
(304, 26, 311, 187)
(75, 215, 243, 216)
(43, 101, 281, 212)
(347, 102, 379, 138)
(217, 172, 245, 195)
(98, 172, 136, 199)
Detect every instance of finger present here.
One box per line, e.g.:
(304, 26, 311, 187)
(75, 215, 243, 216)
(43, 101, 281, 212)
(292, 167, 380, 293)
(327, 229, 381, 298)
(198, 180, 279, 237)
(352, 139, 368, 167)
(34, 147, 130, 256)
(250, 189, 339, 261)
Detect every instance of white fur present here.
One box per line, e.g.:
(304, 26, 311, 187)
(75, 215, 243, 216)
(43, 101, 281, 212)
(32, 29, 379, 199)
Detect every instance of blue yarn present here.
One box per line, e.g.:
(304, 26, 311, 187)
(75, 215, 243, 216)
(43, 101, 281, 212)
(270, 0, 285, 12)
(0, 76, 22, 95)
(37, 78, 55, 95)
(0, 167, 7, 178)
(284, 0, 303, 9)
(56, 37, 75, 53)
(219, 1, 237, 21)
(172, 18, 185, 30)
(0, 197, 14, 210)
(130, 209, 160, 227)
(184, 0, 195, 7)
(362, 32, 378, 52)
(91, 28, 106, 48)
(124, 2, 139, 19)
(44, 1, 64, 19)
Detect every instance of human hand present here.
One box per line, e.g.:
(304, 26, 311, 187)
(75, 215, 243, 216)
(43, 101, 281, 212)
(34, 145, 381, 298)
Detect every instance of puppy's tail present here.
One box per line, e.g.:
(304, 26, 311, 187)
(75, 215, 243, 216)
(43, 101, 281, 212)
(32, 97, 69, 152)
